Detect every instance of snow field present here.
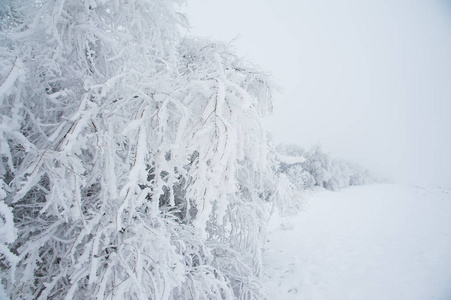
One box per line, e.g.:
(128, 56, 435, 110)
(263, 184, 451, 300)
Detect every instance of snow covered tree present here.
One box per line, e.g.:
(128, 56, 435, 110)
(0, 0, 278, 299)
(276, 144, 374, 192)
(172, 37, 276, 298)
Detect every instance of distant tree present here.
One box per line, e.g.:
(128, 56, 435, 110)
(276, 144, 374, 192)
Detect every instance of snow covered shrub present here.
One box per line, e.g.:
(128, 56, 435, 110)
(151, 37, 277, 298)
(276, 144, 373, 192)
(0, 0, 277, 299)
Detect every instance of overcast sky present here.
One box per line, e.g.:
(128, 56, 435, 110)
(182, 0, 451, 188)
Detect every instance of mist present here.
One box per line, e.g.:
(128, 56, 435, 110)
(182, 0, 451, 189)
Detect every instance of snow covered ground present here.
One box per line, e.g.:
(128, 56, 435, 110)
(263, 184, 451, 300)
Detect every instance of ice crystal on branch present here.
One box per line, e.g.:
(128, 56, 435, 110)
(0, 1, 277, 299)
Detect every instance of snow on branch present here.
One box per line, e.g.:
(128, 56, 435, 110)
(0, 1, 278, 299)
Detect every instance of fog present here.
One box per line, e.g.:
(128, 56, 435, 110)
(183, 0, 451, 188)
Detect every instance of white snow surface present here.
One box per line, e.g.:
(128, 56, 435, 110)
(263, 184, 451, 300)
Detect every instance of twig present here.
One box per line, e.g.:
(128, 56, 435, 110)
(0, 57, 18, 88)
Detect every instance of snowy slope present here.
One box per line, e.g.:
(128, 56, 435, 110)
(263, 184, 451, 300)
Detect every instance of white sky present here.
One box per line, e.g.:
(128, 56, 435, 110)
(182, 0, 451, 188)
